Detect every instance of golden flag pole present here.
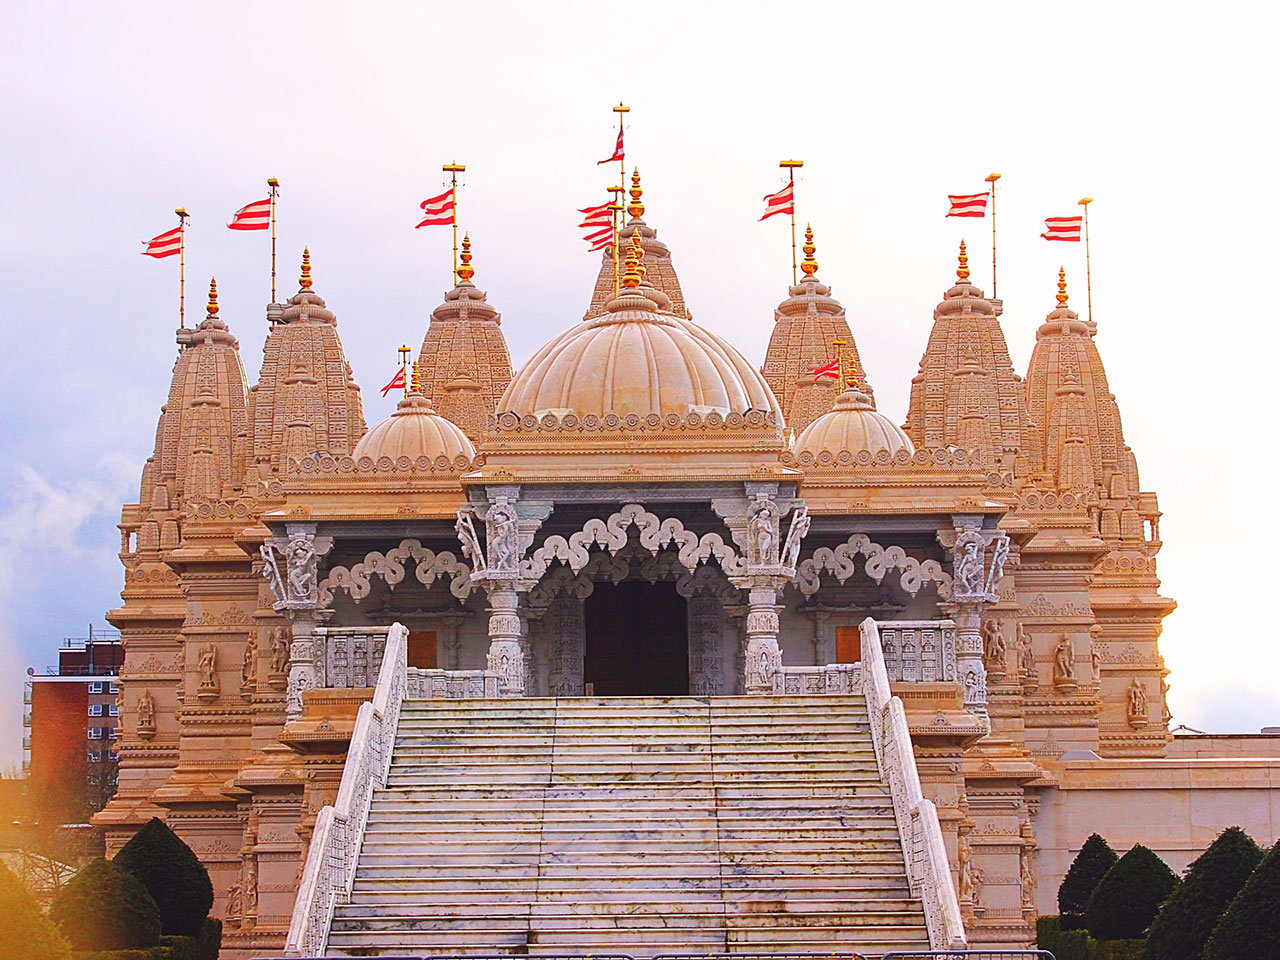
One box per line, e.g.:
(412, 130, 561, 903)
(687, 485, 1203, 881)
(833, 337, 847, 385)
(985, 173, 1001, 298)
(609, 187, 624, 299)
(1079, 197, 1094, 328)
(443, 162, 466, 284)
(780, 160, 804, 285)
(267, 177, 280, 303)
(398, 344, 411, 398)
(613, 102, 629, 190)
(175, 207, 190, 328)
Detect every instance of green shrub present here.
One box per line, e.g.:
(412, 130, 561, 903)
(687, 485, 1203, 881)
(1060, 833, 1119, 929)
(113, 818, 213, 937)
(1143, 826, 1262, 960)
(0, 861, 71, 960)
(1085, 843, 1179, 940)
(1204, 839, 1280, 960)
(1037, 915, 1090, 960)
(48, 859, 162, 951)
(193, 918, 220, 960)
(1092, 940, 1145, 960)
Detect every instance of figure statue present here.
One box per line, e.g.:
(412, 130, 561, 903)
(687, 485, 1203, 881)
(286, 534, 317, 602)
(959, 850, 974, 903)
(780, 505, 811, 570)
(1128, 678, 1148, 725)
(241, 632, 257, 688)
(748, 497, 779, 566)
(985, 534, 1010, 594)
(956, 538, 985, 596)
(486, 502, 519, 571)
(981, 619, 1007, 671)
(971, 866, 984, 906)
(1053, 634, 1075, 681)
(270, 626, 290, 676)
(455, 509, 486, 570)
(137, 688, 155, 728)
(224, 878, 242, 919)
(198, 642, 218, 692)
(1089, 624, 1103, 682)
(1017, 623, 1037, 679)
(1019, 822, 1036, 909)
(260, 544, 284, 604)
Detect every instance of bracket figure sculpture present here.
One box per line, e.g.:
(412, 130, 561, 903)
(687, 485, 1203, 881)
(263, 525, 334, 719)
(946, 522, 1011, 718)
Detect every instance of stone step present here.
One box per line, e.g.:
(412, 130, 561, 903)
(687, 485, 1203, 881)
(346, 877, 914, 899)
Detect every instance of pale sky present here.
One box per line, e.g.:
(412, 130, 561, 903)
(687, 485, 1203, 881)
(2, 2, 1277, 767)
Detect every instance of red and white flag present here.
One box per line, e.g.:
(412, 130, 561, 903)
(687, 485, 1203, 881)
(946, 193, 989, 218)
(228, 197, 272, 230)
(141, 226, 183, 258)
(579, 200, 615, 251)
(416, 189, 455, 228)
(380, 366, 406, 397)
(760, 183, 794, 221)
(812, 359, 841, 382)
(597, 127, 624, 165)
(1041, 216, 1083, 241)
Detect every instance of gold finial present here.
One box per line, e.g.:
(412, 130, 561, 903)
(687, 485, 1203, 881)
(1056, 265, 1069, 306)
(956, 239, 970, 281)
(832, 337, 848, 385)
(206, 277, 219, 317)
(627, 167, 645, 220)
(800, 224, 819, 278)
(457, 233, 475, 282)
(411, 360, 422, 394)
(299, 247, 313, 289)
(621, 230, 643, 290)
(633, 224, 647, 283)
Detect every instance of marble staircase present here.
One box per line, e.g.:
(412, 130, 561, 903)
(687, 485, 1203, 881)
(326, 695, 931, 957)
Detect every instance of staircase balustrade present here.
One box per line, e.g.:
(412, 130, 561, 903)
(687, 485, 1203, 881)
(860, 617, 968, 951)
(285, 622, 409, 958)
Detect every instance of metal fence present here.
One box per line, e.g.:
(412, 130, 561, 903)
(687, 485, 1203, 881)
(882, 952, 1056, 960)
(261, 952, 1052, 960)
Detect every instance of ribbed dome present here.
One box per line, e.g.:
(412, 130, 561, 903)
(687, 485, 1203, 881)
(353, 392, 475, 463)
(499, 292, 780, 421)
(794, 386, 914, 459)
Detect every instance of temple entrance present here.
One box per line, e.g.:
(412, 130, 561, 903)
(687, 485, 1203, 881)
(584, 581, 689, 696)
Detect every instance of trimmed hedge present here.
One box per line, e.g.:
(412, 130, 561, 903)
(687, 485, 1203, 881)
(0, 860, 71, 960)
(1204, 839, 1280, 960)
(1143, 826, 1262, 960)
(113, 819, 213, 937)
(1060, 833, 1119, 930)
(1085, 843, 1179, 941)
(48, 859, 162, 951)
(68, 918, 220, 960)
(1037, 915, 1144, 960)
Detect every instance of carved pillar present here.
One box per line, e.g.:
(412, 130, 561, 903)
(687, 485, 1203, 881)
(744, 587, 782, 695)
(262, 523, 332, 721)
(485, 581, 527, 696)
(546, 594, 585, 697)
(944, 517, 1010, 721)
(688, 595, 727, 697)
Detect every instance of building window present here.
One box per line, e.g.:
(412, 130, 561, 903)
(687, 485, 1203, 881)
(108, 751, 119, 761)
(108, 705, 119, 717)
(109, 728, 119, 739)
(108, 682, 119, 694)
(88, 727, 103, 739)
(88, 681, 103, 694)
(88, 751, 101, 762)
(88, 704, 103, 717)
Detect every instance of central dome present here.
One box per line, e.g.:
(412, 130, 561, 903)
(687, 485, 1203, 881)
(499, 294, 780, 421)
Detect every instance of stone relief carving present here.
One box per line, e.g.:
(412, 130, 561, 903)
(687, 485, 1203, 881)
(747, 493, 781, 567)
(1127, 678, 1149, 728)
(780, 504, 811, 571)
(796, 533, 952, 598)
(269, 626, 290, 677)
(981, 619, 1007, 682)
(485, 499, 520, 572)
(1053, 634, 1077, 692)
(260, 544, 285, 605)
(1090, 624, 1102, 682)
(136, 688, 156, 738)
(240, 632, 257, 698)
(1017, 622, 1038, 688)
(954, 532, 987, 598)
(286, 533, 318, 602)
(197, 642, 218, 697)
(318, 538, 473, 605)
(454, 508, 486, 571)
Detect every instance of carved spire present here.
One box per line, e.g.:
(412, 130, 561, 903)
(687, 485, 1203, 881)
(298, 247, 313, 290)
(800, 224, 819, 279)
(957, 240, 970, 282)
(457, 233, 475, 283)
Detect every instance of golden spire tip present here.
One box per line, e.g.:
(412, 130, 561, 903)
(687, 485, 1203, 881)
(206, 277, 219, 317)
(800, 224, 819, 279)
(627, 167, 644, 220)
(956, 239, 970, 282)
(411, 360, 422, 394)
(621, 230, 643, 290)
(457, 233, 475, 283)
(1056, 266, 1069, 306)
(299, 247, 313, 289)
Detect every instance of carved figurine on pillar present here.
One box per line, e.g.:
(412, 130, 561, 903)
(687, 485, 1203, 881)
(1127, 678, 1149, 729)
(268, 626, 289, 690)
(1090, 623, 1103, 685)
(1053, 634, 1078, 693)
(981, 618, 1007, 684)
(266, 526, 333, 720)
(136, 688, 156, 739)
(946, 521, 1010, 719)
(1017, 621, 1039, 693)
(196, 642, 219, 701)
(240, 632, 257, 699)
(1020, 820, 1037, 922)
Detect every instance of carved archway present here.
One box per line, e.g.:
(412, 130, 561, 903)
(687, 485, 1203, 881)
(795, 533, 952, 599)
(318, 538, 473, 606)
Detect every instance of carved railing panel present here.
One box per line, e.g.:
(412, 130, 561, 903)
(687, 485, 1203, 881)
(405, 668, 500, 699)
(772, 662, 861, 695)
(285, 622, 408, 958)
(860, 617, 967, 951)
(877, 620, 957, 684)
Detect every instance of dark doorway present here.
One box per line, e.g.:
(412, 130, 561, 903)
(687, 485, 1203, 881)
(584, 581, 689, 696)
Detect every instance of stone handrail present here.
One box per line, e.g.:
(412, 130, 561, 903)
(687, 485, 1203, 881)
(860, 617, 967, 951)
(284, 622, 408, 958)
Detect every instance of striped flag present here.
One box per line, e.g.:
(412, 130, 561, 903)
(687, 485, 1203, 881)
(1041, 216, 1083, 241)
(597, 127, 624, 165)
(416, 189, 455, 228)
(141, 226, 182, 258)
(946, 193, 989, 217)
(228, 197, 272, 230)
(760, 183, 794, 221)
(812, 359, 841, 382)
(380, 366, 406, 397)
(579, 200, 615, 251)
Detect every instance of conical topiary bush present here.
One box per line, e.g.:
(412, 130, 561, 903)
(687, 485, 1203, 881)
(113, 817, 214, 936)
(1085, 842, 1179, 940)
(1059, 833, 1119, 930)
(48, 858, 162, 950)
(1204, 839, 1280, 960)
(0, 861, 70, 960)
(1143, 826, 1262, 960)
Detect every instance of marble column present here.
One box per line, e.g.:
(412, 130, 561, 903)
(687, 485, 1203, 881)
(485, 581, 528, 696)
(744, 586, 782, 695)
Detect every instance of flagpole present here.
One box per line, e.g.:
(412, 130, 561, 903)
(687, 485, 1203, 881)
(985, 173, 1001, 298)
(443, 162, 465, 284)
(609, 187, 624, 299)
(780, 160, 804, 285)
(398, 344, 411, 398)
(267, 177, 280, 303)
(613, 102, 629, 194)
(1079, 197, 1094, 328)
(175, 207, 189, 328)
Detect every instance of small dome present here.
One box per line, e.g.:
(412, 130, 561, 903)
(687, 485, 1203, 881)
(794, 386, 914, 459)
(499, 293, 780, 421)
(353, 392, 475, 463)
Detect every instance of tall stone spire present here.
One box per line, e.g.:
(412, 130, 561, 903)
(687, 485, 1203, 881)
(583, 168, 689, 319)
(761, 225, 859, 434)
(416, 233, 514, 439)
(905, 241, 1038, 476)
(249, 249, 366, 476)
